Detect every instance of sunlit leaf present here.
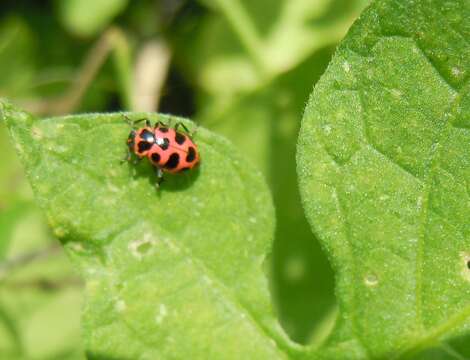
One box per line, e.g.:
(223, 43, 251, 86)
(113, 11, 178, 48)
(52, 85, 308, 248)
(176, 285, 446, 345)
(298, 0, 470, 358)
(1, 102, 302, 359)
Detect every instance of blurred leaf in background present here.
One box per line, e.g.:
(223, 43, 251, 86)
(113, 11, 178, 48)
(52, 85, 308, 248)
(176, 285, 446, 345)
(0, 121, 83, 359)
(0, 1, 127, 359)
(56, 0, 129, 37)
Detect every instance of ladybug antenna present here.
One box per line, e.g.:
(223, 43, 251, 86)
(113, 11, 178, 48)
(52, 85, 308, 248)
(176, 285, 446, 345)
(123, 114, 133, 126)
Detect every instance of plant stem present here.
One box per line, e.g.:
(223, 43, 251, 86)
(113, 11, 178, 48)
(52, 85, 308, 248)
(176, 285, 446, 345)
(21, 27, 133, 115)
(0, 243, 61, 279)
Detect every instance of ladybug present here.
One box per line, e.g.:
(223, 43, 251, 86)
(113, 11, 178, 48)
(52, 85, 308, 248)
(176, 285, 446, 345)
(124, 117, 200, 186)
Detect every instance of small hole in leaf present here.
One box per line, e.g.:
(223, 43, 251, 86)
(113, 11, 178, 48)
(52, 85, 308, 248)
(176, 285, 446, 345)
(128, 234, 156, 260)
(364, 274, 378, 287)
(137, 242, 152, 255)
(467, 260, 470, 270)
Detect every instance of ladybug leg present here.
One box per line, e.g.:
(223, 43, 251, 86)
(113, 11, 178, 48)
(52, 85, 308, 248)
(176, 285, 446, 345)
(120, 151, 131, 164)
(155, 167, 164, 188)
(154, 121, 167, 129)
(175, 122, 198, 138)
(120, 152, 142, 165)
(174, 122, 190, 134)
(123, 115, 150, 129)
(123, 114, 133, 126)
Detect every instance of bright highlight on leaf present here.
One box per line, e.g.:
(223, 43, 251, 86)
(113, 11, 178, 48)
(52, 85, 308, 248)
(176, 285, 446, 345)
(1, 102, 302, 359)
(298, 0, 470, 358)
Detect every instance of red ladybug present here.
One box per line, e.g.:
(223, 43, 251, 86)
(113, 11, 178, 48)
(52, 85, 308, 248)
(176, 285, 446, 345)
(124, 117, 200, 186)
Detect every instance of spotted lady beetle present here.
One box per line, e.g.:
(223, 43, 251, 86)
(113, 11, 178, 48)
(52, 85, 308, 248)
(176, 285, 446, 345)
(124, 117, 200, 187)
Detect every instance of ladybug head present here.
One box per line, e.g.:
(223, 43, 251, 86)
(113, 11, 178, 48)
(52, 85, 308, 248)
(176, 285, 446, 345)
(132, 128, 155, 157)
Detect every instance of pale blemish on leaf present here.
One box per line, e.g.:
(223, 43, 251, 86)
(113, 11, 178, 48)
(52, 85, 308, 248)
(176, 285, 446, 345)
(106, 182, 120, 193)
(201, 275, 212, 285)
(128, 233, 157, 260)
(53, 226, 67, 238)
(323, 124, 332, 135)
(115, 299, 126, 312)
(451, 67, 463, 78)
(364, 274, 379, 287)
(155, 303, 168, 324)
(390, 89, 402, 98)
(67, 242, 84, 253)
(31, 126, 43, 140)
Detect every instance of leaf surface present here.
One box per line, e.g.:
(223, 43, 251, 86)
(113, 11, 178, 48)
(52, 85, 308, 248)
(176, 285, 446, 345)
(297, 0, 470, 358)
(1, 102, 301, 359)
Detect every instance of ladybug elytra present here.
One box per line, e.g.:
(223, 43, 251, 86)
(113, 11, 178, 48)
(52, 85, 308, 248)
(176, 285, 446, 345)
(124, 117, 200, 186)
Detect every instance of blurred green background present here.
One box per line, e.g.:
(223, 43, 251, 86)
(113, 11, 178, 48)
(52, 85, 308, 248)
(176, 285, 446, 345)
(0, 0, 369, 358)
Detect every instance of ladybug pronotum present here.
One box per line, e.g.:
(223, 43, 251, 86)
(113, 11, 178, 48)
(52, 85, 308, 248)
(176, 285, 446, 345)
(124, 117, 200, 186)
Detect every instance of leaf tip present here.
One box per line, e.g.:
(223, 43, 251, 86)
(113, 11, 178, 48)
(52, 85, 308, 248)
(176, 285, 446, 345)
(0, 98, 34, 131)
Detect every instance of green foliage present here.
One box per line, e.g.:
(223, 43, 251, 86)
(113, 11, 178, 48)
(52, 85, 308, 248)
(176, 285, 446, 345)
(0, 216, 83, 360)
(0, 0, 469, 358)
(1, 103, 305, 359)
(56, 0, 129, 37)
(297, 0, 470, 358)
(0, 16, 36, 98)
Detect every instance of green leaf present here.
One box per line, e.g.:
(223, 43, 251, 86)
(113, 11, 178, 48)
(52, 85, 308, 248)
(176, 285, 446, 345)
(297, 0, 470, 358)
(1, 101, 302, 359)
(55, 0, 129, 37)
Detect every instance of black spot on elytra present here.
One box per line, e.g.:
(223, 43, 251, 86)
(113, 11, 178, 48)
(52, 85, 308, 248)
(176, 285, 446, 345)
(159, 127, 169, 133)
(164, 153, 180, 169)
(158, 138, 170, 150)
(151, 153, 161, 163)
(140, 129, 154, 142)
(186, 147, 196, 162)
(138, 141, 152, 153)
(175, 132, 186, 145)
